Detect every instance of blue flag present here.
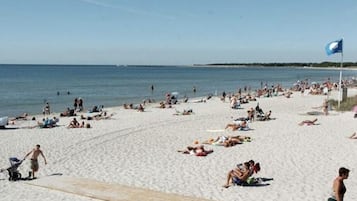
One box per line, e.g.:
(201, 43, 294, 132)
(325, 39, 343, 55)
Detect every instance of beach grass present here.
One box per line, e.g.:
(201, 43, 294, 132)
(329, 94, 357, 111)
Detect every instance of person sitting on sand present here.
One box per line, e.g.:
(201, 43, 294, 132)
(123, 103, 134, 109)
(258, 110, 272, 121)
(177, 145, 213, 156)
(88, 105, 104, 113)
(137, 104, 145, 112)
(35, 117, 58, 128)
(298, 118, 318, 126)
(68, 118, 80, 128)
(78, 121, 91, 128)
(158, 101, 166, 108)
(230, 96, 240, 109)
(225, 120, 248, 131)
(223, 162, 252, 188)
(223, 161, 261, 188)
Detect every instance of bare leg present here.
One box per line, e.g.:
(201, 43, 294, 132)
(223, 170, 234, 188)
(31, 168, 36, 179)
(232, 125, 240, 131)
(349, 132, 357, 139)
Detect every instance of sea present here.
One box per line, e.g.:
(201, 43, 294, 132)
(0, 64, 356, 117)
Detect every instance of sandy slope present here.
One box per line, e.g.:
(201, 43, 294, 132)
(1, 89, 356, 201)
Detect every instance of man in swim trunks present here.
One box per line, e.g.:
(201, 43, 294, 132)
(24, 144, 47, 179)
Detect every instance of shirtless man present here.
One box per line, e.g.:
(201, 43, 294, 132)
(23, 144, 47, 179)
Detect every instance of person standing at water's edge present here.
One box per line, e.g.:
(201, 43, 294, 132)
(23, 144, 47, 179)
(328, 167, 349, 201)
(43, 102, 50, 115)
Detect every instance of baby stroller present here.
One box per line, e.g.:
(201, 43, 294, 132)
(4, 157, 24, 181)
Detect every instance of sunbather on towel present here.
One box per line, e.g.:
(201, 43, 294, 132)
(174, 109, 193, 115)
(203, 136, 247, 147)
(225, 120, 248, 131)
(177, 145, 213, 156)
(298, 118, 318, 126)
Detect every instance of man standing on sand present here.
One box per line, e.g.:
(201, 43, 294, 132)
(23, 144, 47, 179)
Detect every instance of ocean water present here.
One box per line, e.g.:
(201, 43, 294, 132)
(0, 64, 356, 117)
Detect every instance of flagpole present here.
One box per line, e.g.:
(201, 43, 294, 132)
(338, 47, 343, 109)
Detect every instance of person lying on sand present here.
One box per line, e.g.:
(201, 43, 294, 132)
(283, 91, 293, 98)
(298, 118, 318, 126)
(10, 113, 28, 121)
(80, 114, 93, 120)
(60, 107, 76, 117)
(174, 109, 193, 115)
(203, 135, 251, 147)
(177, 145, 213, 156)
(225, 120, 248, 131)
(93, 112, 115, 120)
(8, 113, 30, 125)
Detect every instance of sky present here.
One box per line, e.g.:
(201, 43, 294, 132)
(0, 0, 357, 65)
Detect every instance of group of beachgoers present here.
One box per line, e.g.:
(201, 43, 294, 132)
(173, 90, 281, 189)
(123, 103, 145, 112)
(3, 98, 114, 129)
(173, 82, 355, 196)
(2, 81, 355, 200)
(73, 98, 84, 112)
(67, 117, 91, 128)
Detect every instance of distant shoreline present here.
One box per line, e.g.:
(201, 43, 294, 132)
(1, 63, 357, 70)
(192, 64, 357, 70)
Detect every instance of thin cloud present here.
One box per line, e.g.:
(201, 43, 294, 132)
(78, 0, 176, 20)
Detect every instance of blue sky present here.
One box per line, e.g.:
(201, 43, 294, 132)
(1, 0, 356, 65)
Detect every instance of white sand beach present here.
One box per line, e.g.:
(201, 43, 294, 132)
(1, 89, 357, 201)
